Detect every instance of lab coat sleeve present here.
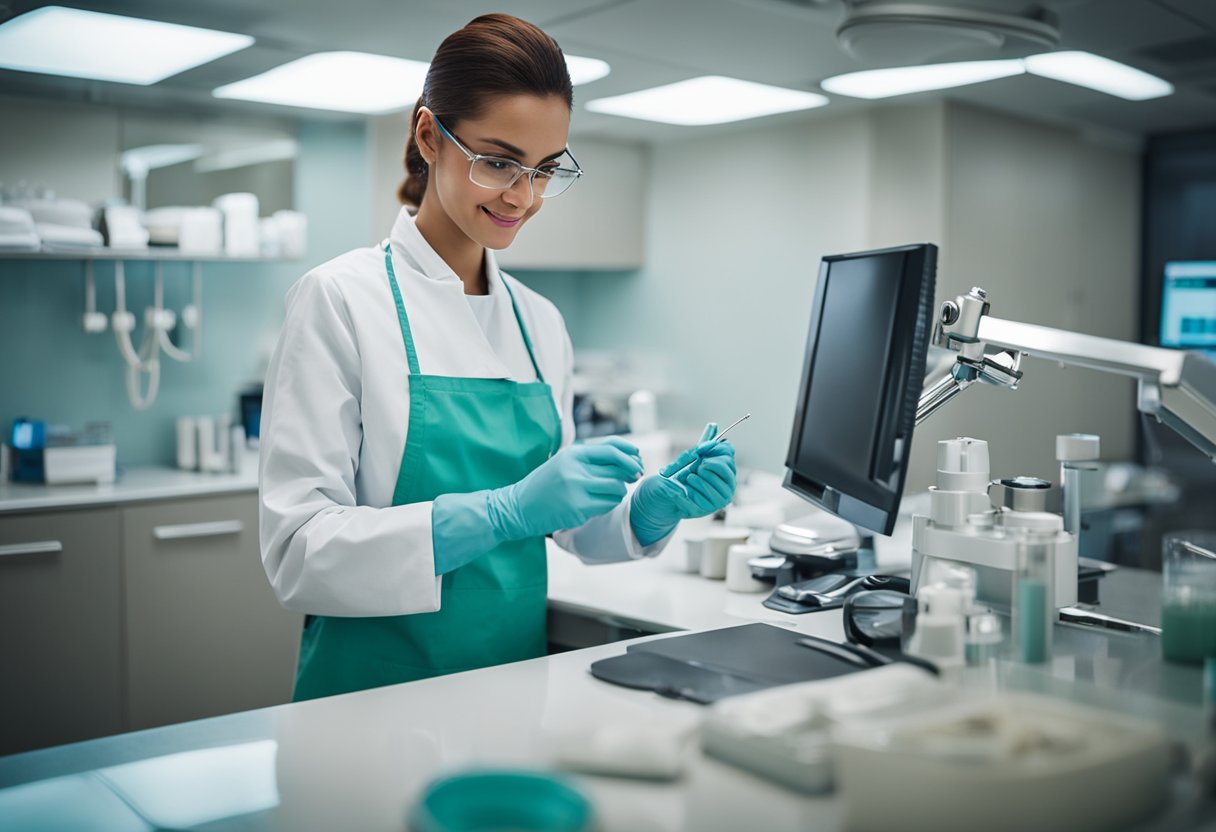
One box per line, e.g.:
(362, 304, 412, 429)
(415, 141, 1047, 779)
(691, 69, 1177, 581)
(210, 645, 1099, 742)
(548, 325, 675, 563)
(259, 268, 442, 617)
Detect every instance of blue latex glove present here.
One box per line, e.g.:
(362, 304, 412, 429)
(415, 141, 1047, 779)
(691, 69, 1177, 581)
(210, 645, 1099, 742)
(630, 424, 738, 547)
(432, 437, 644, 574)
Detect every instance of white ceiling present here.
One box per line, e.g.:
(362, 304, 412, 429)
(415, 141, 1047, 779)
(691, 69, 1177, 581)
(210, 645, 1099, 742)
(1, 0, 1214, 142)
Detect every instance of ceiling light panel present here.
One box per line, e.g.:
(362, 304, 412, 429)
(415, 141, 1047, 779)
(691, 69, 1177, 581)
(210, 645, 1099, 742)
(565, 55, 610, 86)
(0, 6, 253, 85)
(213, 52, 430, 114)
(1023, 52, 1173, 101)
(821, 60, 1025, 99)
(585, 76, 828, 126)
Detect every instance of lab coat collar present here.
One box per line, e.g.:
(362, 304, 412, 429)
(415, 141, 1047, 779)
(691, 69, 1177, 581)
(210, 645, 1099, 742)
(389, 207, 461, 285)
(389, 207, 509, 298)
(385, 206, 518, 381)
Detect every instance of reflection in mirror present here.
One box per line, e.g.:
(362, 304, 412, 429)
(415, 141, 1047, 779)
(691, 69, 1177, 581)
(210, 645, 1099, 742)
(121, 111, 297, 213)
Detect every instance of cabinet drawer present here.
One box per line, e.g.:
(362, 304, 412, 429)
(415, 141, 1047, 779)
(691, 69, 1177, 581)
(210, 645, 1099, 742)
(0, 507, 122, 754)
(123, 494, 301, 730)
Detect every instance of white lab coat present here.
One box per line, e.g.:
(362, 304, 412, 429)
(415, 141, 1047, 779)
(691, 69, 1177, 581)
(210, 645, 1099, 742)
(259, 207, 667, 618)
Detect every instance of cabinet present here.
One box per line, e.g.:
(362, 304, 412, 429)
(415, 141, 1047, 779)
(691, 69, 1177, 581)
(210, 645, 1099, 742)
(0, 508, 123, 755)
(0, 490, 302, 751)
(123, 494, 301, 730)
(484, 140, 648, 271)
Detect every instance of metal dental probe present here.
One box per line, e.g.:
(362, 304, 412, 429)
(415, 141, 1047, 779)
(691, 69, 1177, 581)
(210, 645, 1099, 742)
(662, 413, 751, 479)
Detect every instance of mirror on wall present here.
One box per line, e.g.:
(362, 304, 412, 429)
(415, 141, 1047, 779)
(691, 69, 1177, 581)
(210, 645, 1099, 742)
(122, 112, 296, 213)
(0, 95, 297, 214)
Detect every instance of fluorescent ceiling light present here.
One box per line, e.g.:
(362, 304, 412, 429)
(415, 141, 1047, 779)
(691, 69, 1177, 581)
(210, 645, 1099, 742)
(214, 52, 428, 114)
(0, 6, 253, 85)
(586, 76, 828, 126)
(1024, 51, 1173, 101)
(821, 60, 1025, 99)
(566, 54, 610, 86)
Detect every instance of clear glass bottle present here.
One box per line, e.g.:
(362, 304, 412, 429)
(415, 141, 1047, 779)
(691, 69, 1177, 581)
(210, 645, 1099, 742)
(964, 609, 1003, 665)
(1012, 539, 1055, 663)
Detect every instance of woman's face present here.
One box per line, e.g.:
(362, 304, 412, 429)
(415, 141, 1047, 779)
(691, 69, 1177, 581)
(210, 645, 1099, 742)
(420, 94, 571, 251)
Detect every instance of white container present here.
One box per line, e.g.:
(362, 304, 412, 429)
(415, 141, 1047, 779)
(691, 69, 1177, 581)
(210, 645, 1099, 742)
(213, 192, 260, 257)
(273, 209, 308, 259)
(196, 416, 215, 473)
(176, 417, 197, 471)
(44, 444, 116, 485)
(214, 414, 231, 473)
(726, 543, 770, 593)
(230, 425, 247, 474)
(833, 693, 1171, 832)
(678, 530, 706, 574)
(700, 526, 750, 580)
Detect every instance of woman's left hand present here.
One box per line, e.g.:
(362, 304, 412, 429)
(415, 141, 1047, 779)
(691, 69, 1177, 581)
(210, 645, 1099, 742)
(630, 428, 737, 546)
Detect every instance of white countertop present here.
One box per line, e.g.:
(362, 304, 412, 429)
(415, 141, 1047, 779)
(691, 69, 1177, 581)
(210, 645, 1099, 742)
(548, 532, 842, 642)
(0, 511, 1210, 830)
(0, 462, 259, 513)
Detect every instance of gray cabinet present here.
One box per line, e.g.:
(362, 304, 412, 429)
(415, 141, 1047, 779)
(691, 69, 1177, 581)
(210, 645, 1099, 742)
(123, 494, 301, 730)
(0, 508, 123, 755)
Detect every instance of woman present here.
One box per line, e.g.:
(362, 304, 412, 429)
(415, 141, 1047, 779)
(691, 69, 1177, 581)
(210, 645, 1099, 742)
(260, 13, 736, 701)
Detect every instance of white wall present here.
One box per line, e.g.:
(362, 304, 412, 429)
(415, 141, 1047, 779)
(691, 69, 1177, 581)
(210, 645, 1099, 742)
(369, 110, 412, 238)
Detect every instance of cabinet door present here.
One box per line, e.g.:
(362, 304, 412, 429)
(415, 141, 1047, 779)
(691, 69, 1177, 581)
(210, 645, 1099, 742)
(495, 140, 647, 270)
(0, 508, 123, 754)
(123, 494, 301, 730)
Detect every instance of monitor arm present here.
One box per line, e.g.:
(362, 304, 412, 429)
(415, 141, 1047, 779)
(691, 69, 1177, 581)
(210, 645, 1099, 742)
(917, 287, 1216, 461)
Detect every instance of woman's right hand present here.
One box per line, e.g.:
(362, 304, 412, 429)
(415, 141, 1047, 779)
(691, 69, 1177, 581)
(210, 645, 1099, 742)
(486, 437, 644, 542)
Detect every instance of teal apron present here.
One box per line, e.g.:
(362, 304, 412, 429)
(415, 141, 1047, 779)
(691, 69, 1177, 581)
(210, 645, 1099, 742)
(292, 244, 562, 701)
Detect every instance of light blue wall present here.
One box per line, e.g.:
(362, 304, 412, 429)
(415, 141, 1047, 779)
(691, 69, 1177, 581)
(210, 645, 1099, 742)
(0, 119, 372, 468)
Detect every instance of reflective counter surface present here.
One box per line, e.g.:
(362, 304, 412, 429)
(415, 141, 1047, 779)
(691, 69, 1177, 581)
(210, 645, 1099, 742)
(1, 559, 1213, 831)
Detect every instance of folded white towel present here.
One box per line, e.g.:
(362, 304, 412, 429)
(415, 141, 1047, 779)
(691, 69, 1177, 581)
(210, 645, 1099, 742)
(37, 223, 103, 249)
(0, 206, 37, 236)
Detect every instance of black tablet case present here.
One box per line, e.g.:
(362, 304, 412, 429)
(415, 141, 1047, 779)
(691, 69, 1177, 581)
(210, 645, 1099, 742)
(589, 622, 867, 704)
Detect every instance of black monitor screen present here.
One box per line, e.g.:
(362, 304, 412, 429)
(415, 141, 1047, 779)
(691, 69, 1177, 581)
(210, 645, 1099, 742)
(784, 244, 937, 535)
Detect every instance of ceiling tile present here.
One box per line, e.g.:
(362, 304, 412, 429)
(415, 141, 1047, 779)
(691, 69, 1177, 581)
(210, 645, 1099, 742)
(1154, 0, 1216, 33)
(1054, 0, 1207, 52)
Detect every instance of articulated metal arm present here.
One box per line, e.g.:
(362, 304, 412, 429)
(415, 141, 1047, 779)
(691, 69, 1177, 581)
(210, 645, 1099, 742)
(918, 287, 1216, 460)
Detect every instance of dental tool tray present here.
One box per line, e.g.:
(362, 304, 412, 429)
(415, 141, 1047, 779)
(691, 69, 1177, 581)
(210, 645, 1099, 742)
(589, 623, 874, 704)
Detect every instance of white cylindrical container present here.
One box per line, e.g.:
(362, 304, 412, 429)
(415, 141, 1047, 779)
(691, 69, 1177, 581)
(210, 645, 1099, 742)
(677, 529, 707, 574)
(230, 425, 247, 474)
(725, 543, 770, 593)
(700, 526, 750, 580)
(196, 416, 215, 474)
(176, 417, 197, 471)
(627, 390, 658, 434)
(214, 414, 231, 474)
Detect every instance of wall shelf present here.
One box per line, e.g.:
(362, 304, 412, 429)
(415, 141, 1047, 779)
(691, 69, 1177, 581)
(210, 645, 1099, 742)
(0, 248, 298, 263)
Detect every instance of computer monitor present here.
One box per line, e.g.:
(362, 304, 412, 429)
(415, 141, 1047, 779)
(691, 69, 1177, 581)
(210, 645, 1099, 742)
(783, 243, 938, 536)
(1160, 261, 1216, 355)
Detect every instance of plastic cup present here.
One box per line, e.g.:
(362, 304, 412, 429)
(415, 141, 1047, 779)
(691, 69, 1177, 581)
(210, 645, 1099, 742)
(699, 527, 749, 580)
(1162, 531, 1216, 665)
(409, 770, 594, 832)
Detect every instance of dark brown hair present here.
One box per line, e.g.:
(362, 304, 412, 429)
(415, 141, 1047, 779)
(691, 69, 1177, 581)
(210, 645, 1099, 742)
(398, 14, 574, 208)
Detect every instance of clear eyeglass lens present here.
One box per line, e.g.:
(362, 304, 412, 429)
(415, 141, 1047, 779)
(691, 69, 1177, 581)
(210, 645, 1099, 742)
(540, 169, 578, 198)
(470, 158, 522, 189)
(469, 158, 578, 197)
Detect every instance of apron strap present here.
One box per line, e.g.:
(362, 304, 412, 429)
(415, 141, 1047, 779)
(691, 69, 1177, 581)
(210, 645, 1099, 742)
(500, 277, 546, 385)
(383, 243, 422, 376)
(384, 241, 547, 385)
